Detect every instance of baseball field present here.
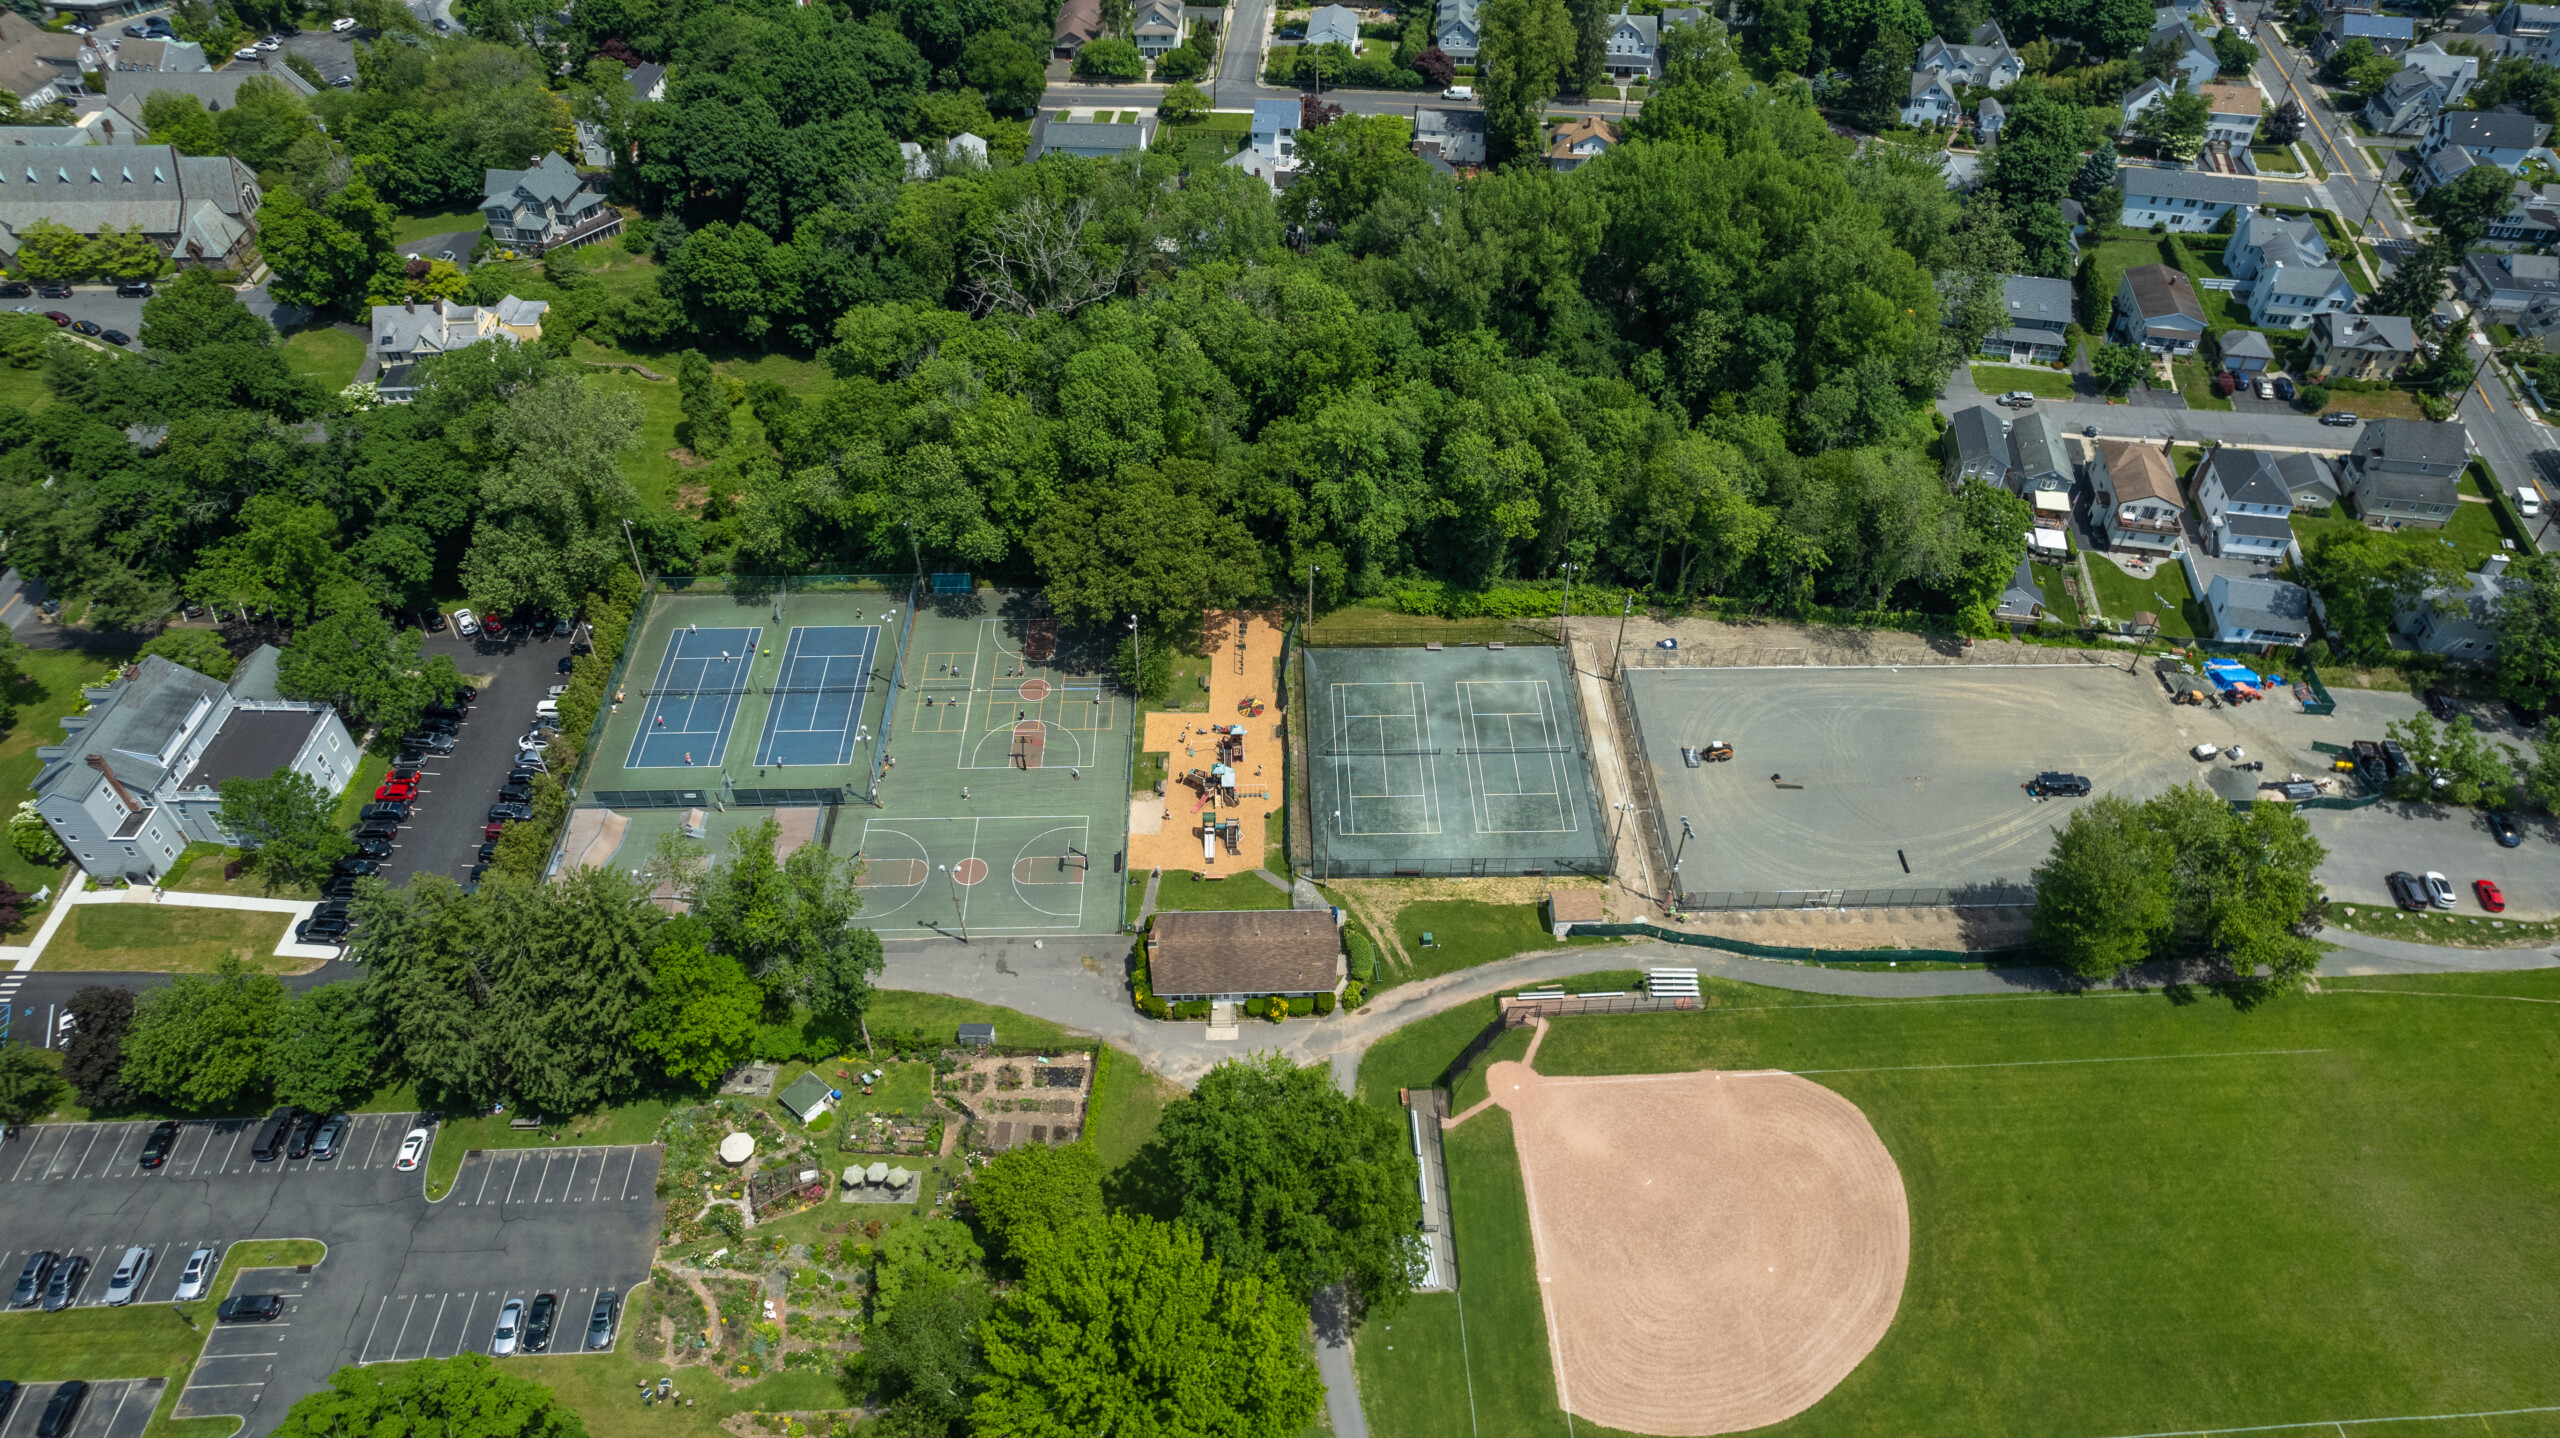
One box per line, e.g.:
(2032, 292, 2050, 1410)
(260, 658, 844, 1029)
(1356, 969, 2560, 1438)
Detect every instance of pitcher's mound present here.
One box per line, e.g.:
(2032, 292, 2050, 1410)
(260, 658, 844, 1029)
(1487, 1061, 1908, 1436)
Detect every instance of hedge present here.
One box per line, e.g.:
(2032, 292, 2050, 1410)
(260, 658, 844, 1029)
(1343, 924, 1377, 981)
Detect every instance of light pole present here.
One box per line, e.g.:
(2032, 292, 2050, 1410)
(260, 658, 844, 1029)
(939, 863, 967, 941)
(1670, 815, 1693, 908)
(1613, 590, 1634, 677)
(1558, 561, 1580, 659)
(1127, 613, 1141, 701)
(621, 517, 647, 585)
(1305, 564, 1319, 634)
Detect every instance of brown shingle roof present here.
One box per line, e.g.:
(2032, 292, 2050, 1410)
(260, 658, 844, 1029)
(1547, 115, 1620, 160)
(2097, 440, 2183, 507)
(2122, 264, 2206, 326)
(2199, 82, 2263, 114)
(1150, 910, 1342, 997)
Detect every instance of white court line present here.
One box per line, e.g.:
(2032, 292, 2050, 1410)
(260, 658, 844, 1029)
(2088, 1403, 2560, 1438)
(1333, 682, 1439, 837)
(1716, 1048, 2331, 1078)
(1456, 680, 1576, 836)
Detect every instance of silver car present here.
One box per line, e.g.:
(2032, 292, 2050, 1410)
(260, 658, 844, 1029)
(491, 1298, 524, 1355)
(104, 1246, 152, 1306)
(173, 1247, 216, 1302)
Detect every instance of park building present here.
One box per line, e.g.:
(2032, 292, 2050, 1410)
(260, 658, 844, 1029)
(1145, 909, 1346, 1004)
(31, 647, 356, 885)
(0, 142, 260, 271)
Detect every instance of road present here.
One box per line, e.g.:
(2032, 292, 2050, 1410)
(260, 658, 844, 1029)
(2246, 2, 2410, 241)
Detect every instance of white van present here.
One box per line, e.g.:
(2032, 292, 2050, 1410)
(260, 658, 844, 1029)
(2520, 485, 2546, 519)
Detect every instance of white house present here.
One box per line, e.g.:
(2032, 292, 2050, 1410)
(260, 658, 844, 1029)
(1302, 3, 1357, 48)
(2221, 212, 2354, 328)
(32, 648, 357, 884)
(2363, 42, 2477, 136)
(1435, 0, 1481, 59)
(2119, 164, 2257, 231)
(1914, 20, 2020, 88)
(1602, 5, 1659, 80)
(2199, 82, 2264, 146)
(1224, 100, 1301, 193)
(2193, 447, 2297, 559)
(2090, 439, 2189, 556)
(2413, 106, 2552, 194)
(1903, 70, 1963, 127)
(1135, 0, 1188, 56)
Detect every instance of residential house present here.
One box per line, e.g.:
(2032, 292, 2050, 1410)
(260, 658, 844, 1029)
(480, 150, 616, 254)
(103, 64, 315, 132)
(1995, 557, 2047, 626)
(2461, 250, 2560, 321)
(1413, 106, 1486, 168)
(1051, 0, 1104, 57)
(898, 135, 986, 178)
(0, 144, 261, 271)
(1989, 274, 2073, 363)
(2341, 417, 2469, 529)
(1146, 910, 1344, 1002)
(2318, 12, 2414, 58)
(2413, 106, 2551, 194)
(1915, 20, 2020, 88)
(0, 13, 94, 106)
(2203, 574, 2314, 645)
(2396, 553, 2527, 655)
(2194, 447, 2297, 559)
(2113, 263, 2209, 353)
(31, 648, 357, 884)
(1225, 100, 1301, 191)
(2122, 77, 2173, 132)
(106, 37, 206, 72)
(2007, 410, 2070, 494)
(1659, 5, 1709, 31)
(2493, 0, 2560, 62)
(1602, 5, 1659, 80)
(1547, 116, 1619, 171)
(1435, 0, 1482, 59)
(2221, 211, 2354, 328)
(2090, 440, 2188, 555)
(2119, 165, 2257, 231)
(2306, 310, 2418, 379)
(1903, 70, 1964, 128)
(1944, 405, 2011, 489)
(2216, 327, 2275, 374)
(1302, 3, 1356, 49)
(2486, 180, 2560, 243)
(2150, 20, 2220, 91)
(1033, 114, 1158, 159)
(2313, 0, 2379, 14)
(2365, 63, 2448, 136)
(2277, 451, 2341, 511)
(1977, 94, 2004, 143)
(2200, 82, 2264, 146)
(626, 61, 666, 102)
(1135, 0, 1188, 57)
(370, 295, 547, 401)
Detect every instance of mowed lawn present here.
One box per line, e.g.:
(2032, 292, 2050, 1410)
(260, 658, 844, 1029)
(39, 902, 294, 972)
(1966, 364, 2075, 399)
(1355, 969, 2560, 1438)
(2082, 554, 2201, 638)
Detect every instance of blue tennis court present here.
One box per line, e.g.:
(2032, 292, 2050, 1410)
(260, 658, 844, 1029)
(755, 625, 880, 767)
(625, 625, 762, 769)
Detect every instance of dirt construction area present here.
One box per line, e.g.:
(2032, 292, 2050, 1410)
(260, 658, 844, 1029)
(1479, 1053, 1908, 1436)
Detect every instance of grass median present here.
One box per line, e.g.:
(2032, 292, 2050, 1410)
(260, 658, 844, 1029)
(39, 904, 296, 974)
(423, 1102, 673, 1201)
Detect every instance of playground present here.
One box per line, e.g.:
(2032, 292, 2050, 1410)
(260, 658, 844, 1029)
(1301, 644, 1609, 880)
(1130, 610, 1285, 878)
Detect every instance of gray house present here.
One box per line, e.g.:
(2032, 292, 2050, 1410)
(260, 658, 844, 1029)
(2217, 327, 2275, 374)
(1436, 0, 1482, 58)
(2194, 447, 2295, 559)
(2342, 417, 2469, 529)
(2460, 250, 2560, 321)
(1945, 405, 2011, 488)
(1995, 557, 2046, 626)
(481, 150, 617, 254)
(1032, 115, 1158, 159)
(2317, 11, 2413, 58)
(2275, 451, 2341, 511)
(2119, 165, 2257, 232)
(1990, 274, 2073, 363)
(1302, 2, 1357, 47)
(2008, 410, 2070, 493)
(2414, 106, 2552, 194)
(2396, 554, 2527, 655)
(32, 648, 357, 884)
(2204, 574, 2314, 646)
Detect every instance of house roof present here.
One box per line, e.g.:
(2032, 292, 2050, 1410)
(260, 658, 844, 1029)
(1133, 0, 1183, 34)
(1949, 405, 2008, 469)
(2212, 575, 2313, 631)
(2339, 12, 2415, 37)
(2401, 40, 2477, 80)
(1997, 556, 2044, 617)
(2207, 447, 2291, 507)
(1414, 106, 1485, 139)
(1054, 0, 1103, 45)
(2473, 249, 2560, 293)
(1305, 3, 1359, 45)
(2317, 310, 2416, 351)
(2122, 263, 2208, 326)
(2010, 409, 2066, 479)
(1253, 98, 1298, 133)
(2276, 451, 2339, 497)
(2362, 417, 2471, 470)
(1150, 909, 1342, 997)
(2236, 213, 2327, 268)
(2200, 82, 2264, 115)
(481, 150, 593, 212)
(2097, 439, 2183, 507)
(1036, 119, 1153, 155)
(2120, 165, 2259, 206)
(2219, 328, 2275, 358)
(33, 655, 228, 804)
(228, 643, 281, 701)
(0, 146, 257, 248)
(778, 1071, 832, 1119)
(1548, 115, 1619, 159)
(2002, 274, 2073, 327)
(627, 61, 665, 99)
(2222, 512, 2296, 541)
(2435, 106, 2548, 149)
(2375, 65, 2438, 107)
(110, 37, 205, 71)
(177, 706, 324, 793)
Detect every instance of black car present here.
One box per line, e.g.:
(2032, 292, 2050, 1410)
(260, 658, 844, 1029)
(507, 767, 541, 784)
(319, 878, 360, 902)
(2489, 811, 2524, 848)
(420, 717, 460, 736)
(2510, 697, 2547, 730)
(2423, 689, 2456, 721)
(69, 319, 99, 336)
(424, 704, 464, 723)
(2381, 740, 2412, 779)
(524, 1291, 559, 1352)
(356, 821, 400, 842)
(139, 1119, 181, 1168)
(0, 1380, 16, 1423)
(362, 801, 412, 822)
(476, 840, 500, 862)
(297, 915, 352, 943)
(0, 281, 27, 298)
(34, 1381, 85, 1438)
(2272, 374, 2296, 401)
(497, 783, 532, 805)
(287, 1113, 318, 1159)
(2321, 412, 2358, 426)
(311, 901, 352, 923)
(467, 862, 491, 883)
(423, 611, 448, 631)
(2388, 870, 2430, 911)
(488, 802, 533, 822)
(10, 1251, 56, 1307)
(42, 1254, 90, 1311)
(218, 1293, 286, 1322)
(2030, 772, 2092, 797)
(353, 838, 394, 859)
(558, 656, 575, 674)
(333, 858, 382, 878)
(586, 1290, 621, 1349)
(99, 329, 130, 346)
(33, 282, 70, 299)
(114, 280, 152, 298)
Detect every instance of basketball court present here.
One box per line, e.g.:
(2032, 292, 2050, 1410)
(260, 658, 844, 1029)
(1303, 645, 1609, 878)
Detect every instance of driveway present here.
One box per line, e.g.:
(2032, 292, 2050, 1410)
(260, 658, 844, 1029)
(11, 281, 283, 355)
(391, 624, 581, 889)
(278, 30, 356, 85)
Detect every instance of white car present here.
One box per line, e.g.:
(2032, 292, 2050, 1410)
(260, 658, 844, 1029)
(104, 1246, 152, 1306)
(2424, 871, 2456, 909)
(2520, 486, 2545, 519)
(332, 15, 357, 30)
(452, 608, 479, 638)
(395, 1126, 430, 1171)
(174, 1247, 216, 1301)
(255, 37, 280, 50)
(233, 45, 260, 58)
(1441, 84, 1472, 100)
(534, 699, 559, 718)
(518, 735, 551, 754)
(492, 1298, 525, 1355)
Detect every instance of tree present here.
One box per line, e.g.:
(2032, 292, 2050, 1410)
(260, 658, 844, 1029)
(691, 817, 884, 1016)
(217, 767, 354, 893)
(141, 90, 224, 154)
(120, 955, 289, 1111)
(2263, 97, 2304, 146)
(1156, 1053, 1423, 1315)
(2297, 382, 2329, 411)
(1073, 37, 1144, 80)
(2030, 793, 2173, 978)
(2420, 161, 2514, 255)
(968, 1142, 1105, 1268)
(2299, 524, 2464, 658)
(270, 982, 377, 1113)
(2495, 552, 2560, 712)
(1289, 113, 1430, 231)
(277, 601, 463, 736)
(1566, 0, 1609, 95)
(11, 800, 65, 866)
(139, 267, 276, 355)
(2069, 144, 2120, 204)
(634, 939, 761, 1088)
(2472, 55, 2560, 125)
(2320, 35, 2376, 84)
(272, 1354, 587, 1438)
(1412, 45, 1455, 87)
(2083, 0, 2152, 57)
(2212, 26, 2256, 73)
(61, 984, 135, 1110)
(473, 866, 663, 1117)
(2149, 784, 2327, 987)
(2371, 236, 2451, 320)
(257, 180, 397, 316)
(0, 1046, 66, 1126)
(2523, 728, 2560, 813)
(1479, 0, 1574, 162)
(1031, 460, 1259, 637)
(2090, 341, 2152, 396)
(188, 494, 355, 626)
(458, 373, 643, 621)
(92, 225, 166, 282)
(138, 628, 238, 681)
(2385, 713, 2515, 806)
(972, 1212, 1324, 1438)
(1158, 79, 1208, 121)
(861, 1267, 988, 1438)
(1850, 24, 1919, 129)
(677, 349, 731, 457)
(962, 29, 1045, 114)
(875, 1217, 985, 1314)
(14, 218, 92, 283)
(2133, 90, 2211, 163)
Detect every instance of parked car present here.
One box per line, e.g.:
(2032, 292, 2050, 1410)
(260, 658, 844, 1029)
(356, 823, 399, 845)
(2489, 811, 2523, 847)
(557, 655, 576, 674)
(496, 784, 532, 805)
(2423, 689, 2455, 721)
(492, 1298, 525, 1355)
(174, 1247, 215, 1301)
(41, 310, 68, 325)
(311, 901, 351, 923)
(483, 820, 510, 840)
(456, 685, 479, 704)
(375, 781, 417, 804)
(104, 1246, 152, 1306)
(41, 1254, 90, 1311)
(423, 610, 448, 631)
(403, 731, 458, 754)
(332, 15, 357, 29)
(524, 1291, 558, 1352)
(319, 877, 361, 902)
(0, 282, 26, 298)
(424, 704, 464, 723)
(482, 612, 508, 637)
(2254, 377, 2274, 400)
(361, 801, 412, 822)
(396, 1126, 431, 1170)
(2424, 870, 2456, 908)
(34, 282, 70, 299)
(488, 802, 533, 822)
(2030, 772, 2091, 797)
(311, 1113, 347, 1160)
(234, 45, 260, 57)
(518, 735, 551, 754)
(2475, 879, 2506, 912)
(114, 280, 152, 298)
(452, 608, 479, 637)
(11, 1252, 57, 1307)
(333, 858, 381, 878)
(2387, 870, 2428, 910)
(218, 1293, 285, 1322)
(2321, 412, 2358, 426)
(1998, 390, 2035, 407)
(476, 840, 500, 862)
(35, 1381, 86, 1438)
(297, 915, 352, 942)
(252, 1106, 296, 1160)
(139, 1119, 180, 1168)
(586, 1290, 621, 1349)
(352, 838, 393, 860)
(0, 1381, 15, 1425)
(99, 329, 129, 346)
(2273, 374, 2296, 401)
(1441, 83, 1472, 99)
(513, 753, 550, 774)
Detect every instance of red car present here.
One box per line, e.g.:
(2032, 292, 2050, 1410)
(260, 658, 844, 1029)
(483, 820, 510, 840)
(42, 310, 69, 326)
(2475, 879, 2505, 912)
(481, 613, 506, 637)
(376, 778, 418, 802)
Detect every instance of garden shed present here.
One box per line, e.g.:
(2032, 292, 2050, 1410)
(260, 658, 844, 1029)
(778, 1072, 835, 1123)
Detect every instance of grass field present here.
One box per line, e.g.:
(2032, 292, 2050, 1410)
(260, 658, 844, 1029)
(422, 1099, 673, 1200)
(1140, 868, 1293, 913)
(280, 325, 365, 391)
(1089, 1047, 1183, 1171)
(2291, 490, 2510, 573)
(0, 648, 124, 897)
(1356, 968, 2560, 1438)
(2082, 555, 2201, 638)
(389, 204, 490, 247)
(2029, 559, 2081, 628)
(1966, 364, 2074, 399)
(40, 903, 295, 972)
(1381, 900, 1608, 992)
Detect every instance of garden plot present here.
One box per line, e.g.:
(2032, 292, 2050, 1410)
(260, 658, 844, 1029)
(938, 1051, 1097, 1153)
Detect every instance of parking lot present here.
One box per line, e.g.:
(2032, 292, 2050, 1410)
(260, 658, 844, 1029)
(381, 623, 584, 889)
(0, 1380, 159, 1438)
(0, 1118, 658, 1436)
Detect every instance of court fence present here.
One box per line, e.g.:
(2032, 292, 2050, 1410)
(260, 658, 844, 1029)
(563, 583, 660, 804)
(1666, 886, 2035, 910)
(872, 576, 920, 805)
(1307, 855, 1616, 881)
(1557, 922, 2035, 963)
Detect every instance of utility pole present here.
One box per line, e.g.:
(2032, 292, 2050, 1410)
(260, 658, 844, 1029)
(1670, 815, 1694, 908)
(621, 517, 647, 586)
(1613, 590, 1634, 678)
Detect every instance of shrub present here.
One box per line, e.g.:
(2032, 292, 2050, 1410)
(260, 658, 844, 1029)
(2298, 383, 2330, 411)
(1143, 996, 1169, 1019)
(1340, 980, 1367, 1010)
(1266, 994, 1289, 1022)
(1075, 37, 1143, 80)
(1153, 46, 1206, 81)
(807, 1111, 835, 1132)
(1286, 995, 1313, 1016)
(1313, 991, 1335, 1015)
(10, 801, 66, 865)
(1343, 924, 1377, 981)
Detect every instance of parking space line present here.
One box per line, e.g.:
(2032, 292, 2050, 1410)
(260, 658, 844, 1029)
(473, 1152, 497, 1205)
(621, 1148, 641, 1200)
(359, 1295, 393, 1363)
(10, 1126, 58, 1181)
(535, 1151, 557, 1202)
(503, 1152, 529, 1205)
(66, 1125, 104, 1179)
(452, 1292, 484, 1358)
(96, 1378, 139, 1437)
(419, 1291, 452, 1360)
(590, 1153, 607, 1202)
(385, 1294, 421, 1361)
(216, 1125, 245, 1171)
(174, 1123, 216, 1177)
(360, 1117, 390, 1168)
